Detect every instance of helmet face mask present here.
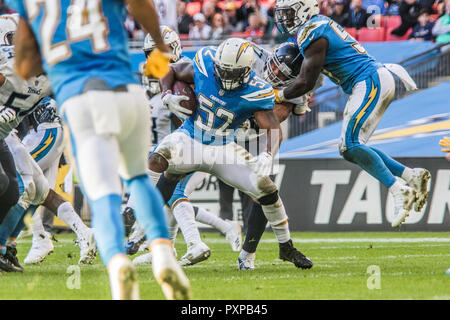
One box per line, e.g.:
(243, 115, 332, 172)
(213, 38, 255, 91)
(263, 42, 302, 89)
(143, 26, 181, 62)
(213, 63, 251, 91)
(275, 0, 320, 35)
(0, 14, 19, 46)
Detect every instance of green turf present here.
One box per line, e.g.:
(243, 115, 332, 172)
(1, 231, 449, 300)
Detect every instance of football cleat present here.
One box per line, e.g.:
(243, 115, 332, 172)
(237, 256, 255, 270)
(122, 207, 136, 237)
(178, 241, 211, 266)
(24, 231, 54, 264)
(133, 252, 153, 265)
(225, 220, 243, 252)
(152, 242, 191, 300)
(5, 245, 23, 272)
(108, 254, 139, 300)
(133, 247, 178, 266)
(279, 240, 313, 269)
(0, 253, 23, 272)
(391, 184, 418, 228)
(405, 168, 431, 212)
(126, 222, 146, 255)
(78, 229, 97, 264)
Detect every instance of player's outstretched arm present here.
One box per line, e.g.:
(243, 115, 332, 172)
(254, 109, 282, 156)
(273, 102, 294, 123)
(160, 62, 195, 93)
(126, 0, 168, 53)
(282, 38, 328, 101)
(14, 19, 44, 80)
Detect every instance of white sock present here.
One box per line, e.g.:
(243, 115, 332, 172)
(172, 201, 201, 245)
(147, 169, 161, 186)
(271, 221, 291, 244)
(195, 207, 231, 234)
(31, 210, 46, 237)
(165, 207, 179, 244)
(389, 179, 403, 194)
(262, 198, 291, 244)
(401, 167, 414, 183)
(239, 249, 255, 260)
(57, 202, 90, 238)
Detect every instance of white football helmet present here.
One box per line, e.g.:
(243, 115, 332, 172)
(0, 14, 19, 46)
(213, 38, 255, 91)
(275, 0, 320, 35)
(143, 26, 182, 63)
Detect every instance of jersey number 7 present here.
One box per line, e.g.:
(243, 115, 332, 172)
(25, 0, 110, 66)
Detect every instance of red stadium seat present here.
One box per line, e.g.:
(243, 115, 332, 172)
(385, 27, 412, 41)
(345, 28, 358, 40)
(385, 15, 402, 29)
(357, 28, 385, 42)
(186, 1, 202, 17)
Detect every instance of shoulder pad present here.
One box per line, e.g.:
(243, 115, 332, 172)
(297, 19, 329, 48)
(194, 46, 216, 77)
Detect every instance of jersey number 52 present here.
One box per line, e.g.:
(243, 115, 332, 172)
(25, 0, 110, 66)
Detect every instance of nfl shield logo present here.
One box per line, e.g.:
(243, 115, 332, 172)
(219, 89, 224, 96)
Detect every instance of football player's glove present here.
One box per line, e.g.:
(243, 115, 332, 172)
(440, 136, 450, 153)
(274, 88, 285, 103)
(248, 151, 273, 176)
(161, 90, 192, 120)
(144, 48, 175, 79)
(0, 107, 16, 123)
(293, 103, 311, 116)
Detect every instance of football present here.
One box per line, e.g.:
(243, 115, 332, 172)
(172, 80, 198, 113)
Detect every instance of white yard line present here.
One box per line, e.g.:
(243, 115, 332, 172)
(16, 237, 450, 245)
(204, 237, 450, 244)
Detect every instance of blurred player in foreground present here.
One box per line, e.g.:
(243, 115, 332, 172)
(9, 0, 190, 299)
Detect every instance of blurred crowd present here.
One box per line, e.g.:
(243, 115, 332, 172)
(124, 0, 450, 44)
(0, 0, 448, 44)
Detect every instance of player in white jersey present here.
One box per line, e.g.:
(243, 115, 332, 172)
(20, 98, 96, 264)
(0, 19, 95, 268)
(127, 27, 242, 266)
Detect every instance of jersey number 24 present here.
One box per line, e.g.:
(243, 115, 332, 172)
(25, 0, 109, 65)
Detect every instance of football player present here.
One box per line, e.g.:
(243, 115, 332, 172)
(19, 98, 96, 265)
(236, 42, 320, 270)
(127, 26, 242, 266)
(274, 0, 430, 227)
(9, 0, 190, 299)
(150, 38, 312, 270)
(0, 18, 95, 270)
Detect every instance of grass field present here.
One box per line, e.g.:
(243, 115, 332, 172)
(1, 231, 450, 300)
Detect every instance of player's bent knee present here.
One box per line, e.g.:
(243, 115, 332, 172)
(258, 190, 279, 206)
(342, 144, 364, 164)
(33, 175, 50, 205)
(256, 176, 278, 198)
(149, 153, 169, 173)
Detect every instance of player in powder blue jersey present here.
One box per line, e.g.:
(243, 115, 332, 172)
(274, 0, 431, 228)
(149, 38, 313, 270)
(8, 0, 190, 300)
